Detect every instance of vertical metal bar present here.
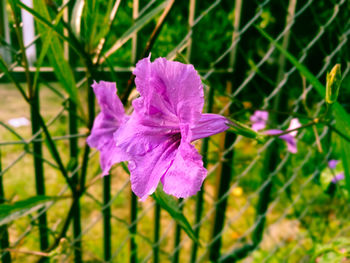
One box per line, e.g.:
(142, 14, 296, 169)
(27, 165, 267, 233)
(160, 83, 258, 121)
(172, 199, 183, 263)
(103, 174, 111, 262)
(153, 202, 161, 263)
(0, 148, 11, 263)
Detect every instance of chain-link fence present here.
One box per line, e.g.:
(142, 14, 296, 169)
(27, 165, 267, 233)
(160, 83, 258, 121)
(0, 0, 350, 262)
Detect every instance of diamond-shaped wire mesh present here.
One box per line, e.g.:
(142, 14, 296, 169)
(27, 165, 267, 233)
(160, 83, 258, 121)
(0, 0, 349, 262)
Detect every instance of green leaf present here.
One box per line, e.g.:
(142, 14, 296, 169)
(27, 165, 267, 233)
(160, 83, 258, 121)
(16, 1, 84, 58)
(100, 0, 168, 62)
(0, 196, 55, 226)
(152, 186, 200, 244)
(33, 0, 79, 107)
(256, 26, 350, 197)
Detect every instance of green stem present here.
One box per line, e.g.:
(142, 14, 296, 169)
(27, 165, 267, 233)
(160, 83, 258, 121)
(30, 91, 49, 257)
(153, 203, 161, 263)
(172, 199, 183, 263)
(103, 175, 111, 262)
(130, 192, 138, 263)
(68, 99, 82, 263)
(0, 148, 11, 263)
(72, 191, 82, 263)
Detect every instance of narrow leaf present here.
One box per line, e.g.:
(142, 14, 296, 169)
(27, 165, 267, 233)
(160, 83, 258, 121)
(33, 0, 79, 106)
(0, 196, 55, 226)
(100, 0, 168, 63)
(152, 186, 200, 244)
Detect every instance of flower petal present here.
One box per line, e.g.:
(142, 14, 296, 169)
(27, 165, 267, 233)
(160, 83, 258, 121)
(264, 129, 297, 154)
(250, 111, 268, 131)
(161, 142, 207, 198)
(129, 138, 179, 201)
(191, 113, 229, 141)
(287, 118, 301, 137)
(86, 81, 128, 175)
(114, 114, 180, 156)
(87, 81, 126, 150)
(328, 159, 338, 169)
(331, 173, 345, 183)
(280, 134, 297, 153)
(99, 140, 129, 176)
(133, 56, 204, 125)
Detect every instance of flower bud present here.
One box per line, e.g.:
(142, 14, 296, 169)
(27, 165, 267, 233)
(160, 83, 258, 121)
(227, 119, 265, 142)
(326, 64, 342, 104)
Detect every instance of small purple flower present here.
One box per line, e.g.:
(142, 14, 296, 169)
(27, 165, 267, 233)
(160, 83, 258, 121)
(86, 81, 129, 176)
(264, 118, 301, 154)
(331, 173, 345, 183)
(250, 110, 268, 131)
(328, 159, 344, 183)
(115, 56, 229, 200)
(328, 159, 338, 169)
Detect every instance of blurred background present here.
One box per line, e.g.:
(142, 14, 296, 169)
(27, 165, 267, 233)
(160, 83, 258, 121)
(0, 0, 350, 262)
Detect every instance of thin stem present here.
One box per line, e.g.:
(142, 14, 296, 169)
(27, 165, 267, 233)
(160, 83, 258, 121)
(153, 203, 161, 263)
(103, 175, 111, 262)
(72, 192, 82, 263)
(30, 92, 49, 256)
(68, 99, 82, 263)
(0, 148, 12, 263)
(130, 192, 138, 263)
(172, 199, 183, 263)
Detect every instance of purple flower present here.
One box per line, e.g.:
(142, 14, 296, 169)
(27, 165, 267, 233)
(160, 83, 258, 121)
(115, 56, 229, 200)
(331, 173, 345, 183)
(86, 81, 129, 176)
(250, 110, 268, 131)
(264, 118, 301, 154)
(328, 159, 344, 183)
(328, 159, 338, 169)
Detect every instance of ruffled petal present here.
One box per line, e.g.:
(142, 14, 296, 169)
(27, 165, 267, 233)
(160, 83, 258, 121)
(161, 142, 207, 198)
(99, 140, 129, 176)
(191, 113, 229, 141)
(86, 81, 128, 175)
(129, 138, 179, 201)
(114, 114, 180, 156)
(133, 56, 204, 125)
(87, 81, 126, 149)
